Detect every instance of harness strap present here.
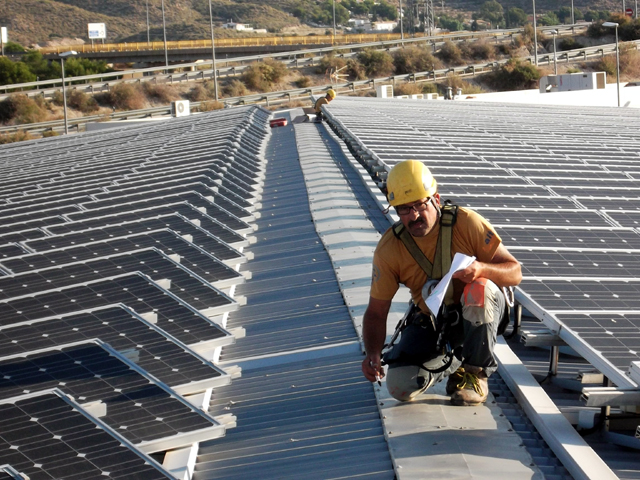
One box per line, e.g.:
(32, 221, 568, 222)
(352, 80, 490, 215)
(393, 201, 458, 307)
(392, 221, 433, 276)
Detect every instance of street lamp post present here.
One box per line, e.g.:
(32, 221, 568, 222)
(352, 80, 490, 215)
(333, 0, 336, 37)
(146, 0, 150, 45)
(532, 0, 538, 65)
(59, 51, 78, 135)
(550, 29, 558, 75)
(603, 22, 621, 107)
(208, 0, 219, 101)
(161, 0, 169, 69)
(399, 0, 404, 43)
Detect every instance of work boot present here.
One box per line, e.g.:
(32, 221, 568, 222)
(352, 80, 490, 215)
(449, 364, 488, 406)
(445, 367, 465, 395)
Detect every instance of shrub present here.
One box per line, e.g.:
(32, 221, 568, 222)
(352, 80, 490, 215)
(107, 83, 146, 110)
(295, 76, 311, 88)
(559, 38, 584, 51)
(422, 83, 438, 94)
(241, 58, 287, 91)
(197, 100, 225, 112)
(317, 54, 347, 75)
(187, 84, 212, 102)
(0, 130, 33, 144)
(393, 46, 441, 74)
(42, 129, 59, 138)
(620, 46, 640, 79)
(485, 58, 542, 91)
(595, 56, 617, 77)
(393, 83, 423, 95)
(67, 90, 100, 114)
(437, 40, 464, 65)
(357, 49, 395, 77)
(346, 58, 367, 80)
(460, 39, 496, 61)
(143, 83, 180, 104)
(222, 79, 248, 97)
(0, 94, 49, 125)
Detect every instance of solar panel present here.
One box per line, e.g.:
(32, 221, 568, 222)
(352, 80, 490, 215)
(0, 390, 173, 479)
(0, 305, 228, 394)
(326, 96, 640, 392)
(65, 191, 251, 233)
(44, 204, 248, 247)
(0, 248, 242, 303)
(2, 229, 244, 274)
(0, 272, 237, 331)
(0, 341, 225, 451)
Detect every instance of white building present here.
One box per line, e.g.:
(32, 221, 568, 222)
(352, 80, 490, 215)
(222, 22, 253, 31)
(371, 21, 397, 31)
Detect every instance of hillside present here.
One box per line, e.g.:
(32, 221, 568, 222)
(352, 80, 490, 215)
(0, 0, 621, 47)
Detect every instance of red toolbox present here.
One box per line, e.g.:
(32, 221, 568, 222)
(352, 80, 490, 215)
(269, 118, 288, 128)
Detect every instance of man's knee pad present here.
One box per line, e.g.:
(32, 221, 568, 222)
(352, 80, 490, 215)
(386, 365, 431, 402)
(460, 278, 502, 327)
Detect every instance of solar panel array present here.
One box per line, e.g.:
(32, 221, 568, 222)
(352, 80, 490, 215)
(0, 106, 269, 478)
(327, 97, 640, 388)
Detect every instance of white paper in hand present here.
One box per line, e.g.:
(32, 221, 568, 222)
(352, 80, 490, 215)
(425, 253, 475, 317)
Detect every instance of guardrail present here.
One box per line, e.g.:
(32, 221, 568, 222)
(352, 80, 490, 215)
(0, 24, 588, 99)
(0, 35, 507, 97)
(37, 29, 523, 55)
(4, 35, 628, 138)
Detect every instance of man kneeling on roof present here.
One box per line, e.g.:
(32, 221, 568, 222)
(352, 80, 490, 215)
(314, 89, 336, 122)
(361, 159, 522, 406)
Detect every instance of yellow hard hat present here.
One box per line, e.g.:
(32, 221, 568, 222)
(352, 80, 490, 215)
(327, 89, 336, 99)
(386, 160, 437, 206)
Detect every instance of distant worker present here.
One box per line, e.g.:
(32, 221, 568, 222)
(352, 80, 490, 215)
(361, 160, 522, 406)
(314, 89, 336, 122)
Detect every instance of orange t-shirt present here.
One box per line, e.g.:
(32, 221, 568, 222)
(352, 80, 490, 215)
(370, 207, 501, 313)
(314, 97, 329, 113)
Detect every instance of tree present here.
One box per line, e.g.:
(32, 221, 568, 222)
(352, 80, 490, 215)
(372, 1, 397, 21)
(439, 14, 464, 32)
(557, 7, 573, 23)
(538, 12, 559, 26)
(3, 42, 26, 54)
(356, 49, 394, 77)
(506, 7, 527, 27)
(474, 1, 504, 28)
(0, 57, 36, 86)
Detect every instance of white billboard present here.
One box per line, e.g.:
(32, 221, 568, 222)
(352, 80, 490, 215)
(1, 27, 7, 44)
(87, 23, 106, 39)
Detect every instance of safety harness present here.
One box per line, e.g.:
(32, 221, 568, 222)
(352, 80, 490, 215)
(382, 200, 513, 372)
(382, 201, 460, 373)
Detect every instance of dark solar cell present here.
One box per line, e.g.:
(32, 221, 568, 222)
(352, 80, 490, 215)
(0, 245, 27, 260)
(0, 392, 172, 480)
(0, 343, 218, 446)
(0, 229, 47, 244)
